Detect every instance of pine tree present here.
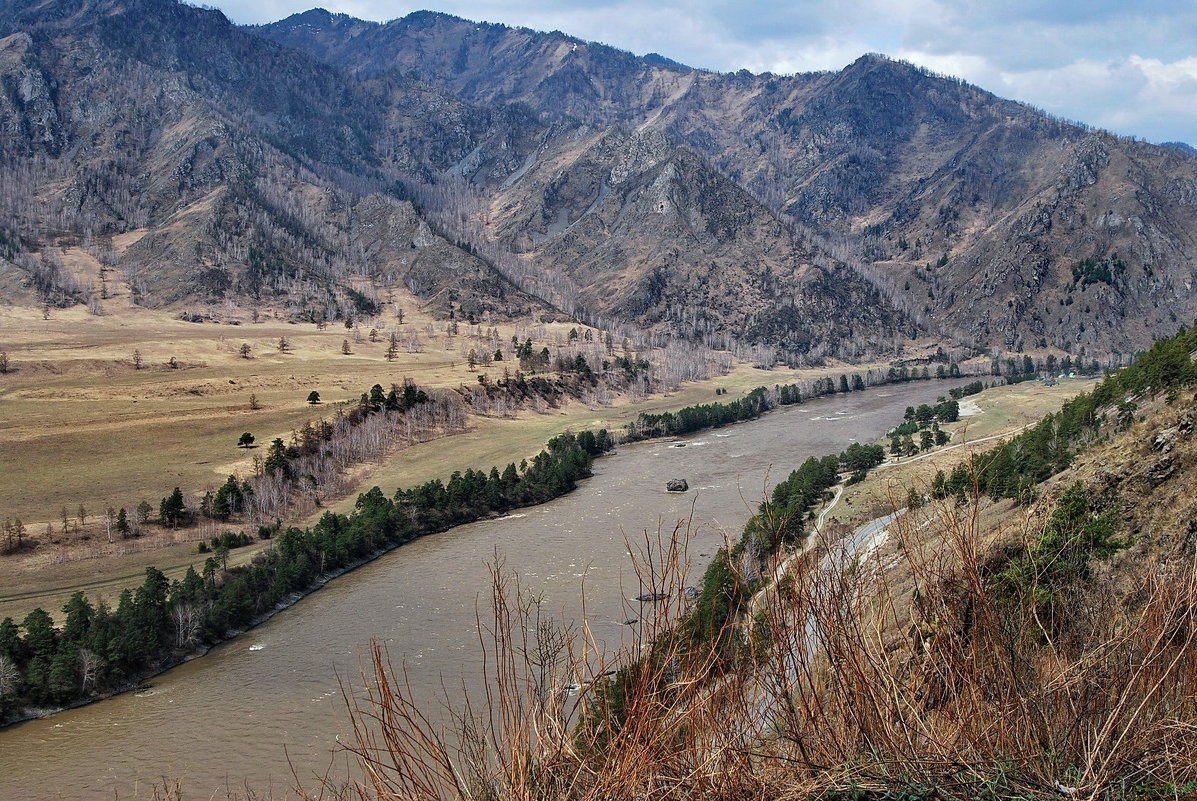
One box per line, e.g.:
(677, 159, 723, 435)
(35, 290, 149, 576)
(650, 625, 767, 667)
(159, 488, 187, 527)
(368, 384, 386, 410)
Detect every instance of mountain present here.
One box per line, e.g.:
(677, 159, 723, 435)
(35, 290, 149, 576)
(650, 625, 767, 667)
(259, 10, 1197, 356)
(483, 127, 908, 351)
(0, 0, 547, 321)
(1, 0, 1195, 359)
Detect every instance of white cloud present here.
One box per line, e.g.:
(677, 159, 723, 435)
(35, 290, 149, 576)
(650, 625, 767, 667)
(212, 0, 1197, 144)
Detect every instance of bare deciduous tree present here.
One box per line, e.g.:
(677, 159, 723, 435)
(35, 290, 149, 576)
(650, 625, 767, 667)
(78, 648, 104, 694)
(0, 654, 18, 699)
(172, 603, 203, 649)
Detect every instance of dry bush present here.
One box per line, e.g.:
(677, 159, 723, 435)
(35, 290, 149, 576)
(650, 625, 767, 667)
(314, 498, 1197, 801)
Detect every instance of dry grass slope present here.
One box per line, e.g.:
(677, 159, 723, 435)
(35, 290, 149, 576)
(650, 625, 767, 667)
(307, 391, 1197, 801)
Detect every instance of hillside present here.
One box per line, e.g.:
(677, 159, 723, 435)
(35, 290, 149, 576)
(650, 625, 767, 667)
(260, 9, 1197, 355)
(0, 0, 1195, 356)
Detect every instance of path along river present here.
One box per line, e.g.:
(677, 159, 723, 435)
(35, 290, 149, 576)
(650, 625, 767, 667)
(0, 379, 975, 799)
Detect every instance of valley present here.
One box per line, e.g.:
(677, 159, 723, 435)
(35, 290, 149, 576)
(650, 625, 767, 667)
(0, 286, 952, 623)
(0, 373, 1003, 799)
(0, 0, 1195, 798)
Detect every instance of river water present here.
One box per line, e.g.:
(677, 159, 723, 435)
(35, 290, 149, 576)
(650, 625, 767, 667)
(0, 380, 970, 799)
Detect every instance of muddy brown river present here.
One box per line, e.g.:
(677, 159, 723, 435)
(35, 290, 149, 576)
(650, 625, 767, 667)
(0, 380, 973, 799)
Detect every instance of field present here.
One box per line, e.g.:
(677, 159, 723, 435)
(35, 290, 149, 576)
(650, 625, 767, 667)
(826, 378, 1094, 527)
(0, 265, 908, 621)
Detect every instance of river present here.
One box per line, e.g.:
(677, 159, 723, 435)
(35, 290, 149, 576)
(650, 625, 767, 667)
(0, 379, 972, 799)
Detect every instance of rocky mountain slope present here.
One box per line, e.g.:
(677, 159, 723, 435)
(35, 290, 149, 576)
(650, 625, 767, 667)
(483, 126, 908, 352)
(260, 9, 1197, 356)
(0, 0, 546, 321)
(1, 0, 1195, 358)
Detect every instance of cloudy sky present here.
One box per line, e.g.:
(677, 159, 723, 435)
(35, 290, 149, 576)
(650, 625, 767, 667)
(216, 0, 1197, 146)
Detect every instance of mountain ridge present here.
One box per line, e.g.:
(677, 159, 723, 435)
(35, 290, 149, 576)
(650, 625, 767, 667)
(0, 0, 1194, 359)
(257, 8, 1197, 355)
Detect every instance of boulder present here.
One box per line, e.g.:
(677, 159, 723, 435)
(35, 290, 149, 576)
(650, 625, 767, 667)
(666, 478, 689, 492)
(1153, 427, 1178, 453)
(1147, 455, 1176, 485)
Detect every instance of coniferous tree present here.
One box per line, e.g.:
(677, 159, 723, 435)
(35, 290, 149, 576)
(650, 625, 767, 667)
(159, 488, 187, 527)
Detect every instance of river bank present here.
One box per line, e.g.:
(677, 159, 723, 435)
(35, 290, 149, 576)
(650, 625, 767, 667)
(0, 378, 985, 799)
(3, 373, 996, 730)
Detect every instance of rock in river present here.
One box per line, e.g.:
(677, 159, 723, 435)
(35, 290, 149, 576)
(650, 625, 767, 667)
(666, 478, 689, 492)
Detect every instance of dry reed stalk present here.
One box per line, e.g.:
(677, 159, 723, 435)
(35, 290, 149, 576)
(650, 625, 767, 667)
(316, 488, 1197, 801)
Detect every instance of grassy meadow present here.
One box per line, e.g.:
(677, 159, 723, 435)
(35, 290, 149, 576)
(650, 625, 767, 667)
(0, 255, 910, 620)
(827, 377, 1094, 526)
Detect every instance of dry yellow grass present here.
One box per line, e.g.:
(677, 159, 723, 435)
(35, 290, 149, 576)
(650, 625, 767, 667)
(0, 270, 910, 620)
(828, 378, 1094, 526)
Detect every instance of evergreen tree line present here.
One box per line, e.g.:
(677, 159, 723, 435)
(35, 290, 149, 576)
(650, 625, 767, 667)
(932, 322, 1197, 505)
(948, 380, 985, 399)
(626, 388, 771, 440)
(0, 431, 610, 723)
(626, 367, 972, 442)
